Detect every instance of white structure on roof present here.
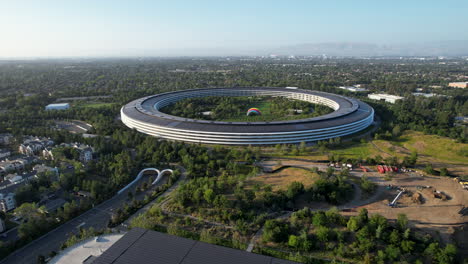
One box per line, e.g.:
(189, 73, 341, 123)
(45, 103, 70, 110)
(448, 82, 468, 89)
(368, 93, 404, 104)
(0, 193, 16, 212)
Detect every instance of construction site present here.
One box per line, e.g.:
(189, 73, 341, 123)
(257, 157, 468, 257)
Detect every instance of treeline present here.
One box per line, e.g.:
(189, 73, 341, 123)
(370, 94, 468, 142)
(260, 208, 457, 264)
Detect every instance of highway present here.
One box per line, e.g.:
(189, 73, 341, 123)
(0, 169, 165, 264)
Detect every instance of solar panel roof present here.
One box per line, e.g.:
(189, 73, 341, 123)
(92, 228, 299, 264)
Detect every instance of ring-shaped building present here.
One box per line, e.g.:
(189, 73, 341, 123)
(121, 87, 374, 145)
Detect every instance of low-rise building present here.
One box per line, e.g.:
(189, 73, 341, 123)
(0, 218, 6, 233)
(0, 134, 13, 145)
(19, 136, 54, 156)
(48, 143, 94, 163)
(5, 173, 22, 184)
(455, 116, 468, 122)
(338, 86, 368, 92)
(45, 103, 70, 110)
(368, 93, 404, 104)
(0, 160, 23, 172)
(33, 164, 59, 176)
(412, 93, 438, 98)
(0, 193, 16, 212)
(75, 144, 94, 163)
(448, 82, 468, 88)
(41, 198, 67, 214)
(0, 149, 11, 160)
(42, 147, 54, 160)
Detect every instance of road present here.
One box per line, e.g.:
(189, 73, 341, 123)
(0, 169, 166, 264)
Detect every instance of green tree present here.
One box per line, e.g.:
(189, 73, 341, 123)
(315, 226, 329, 242)
(439, 167, 449, 176)
(397, 213, 408, 230)
(203, 188, 215, 204)
(262, 220, 289, 243)
(312, 212, 327, 227)
(288, 235, 299, 248)
(389, 229, 400, 245)
(385, 245, 401, 261)
(401, 240, 415, 253)
(347, 216, 360, 231)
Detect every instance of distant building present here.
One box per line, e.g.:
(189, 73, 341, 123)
(0, 193, 16, 212)
(368, 93, 404, 104)
(42, 147, 54, 160)
(0, 218, 6, 233)
(19, 136, 54, 156)
(51, 143, 94, 163)
(338, 86, 368, 92)
(0, 134, 13, 145)
(33, 164, 58, 175)
(412, 93, 438, 98)
(448, 82, 468, 88)
(45, 103, 70, 110)
(41, 198, 67, 214)
(0, 149, 11, 160)
(455, 116, 468, 125)
(0, 160, 23, 172)
(5, 174, 22, 184)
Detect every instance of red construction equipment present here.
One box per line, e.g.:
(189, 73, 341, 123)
(377, 165, 385, 173)
(359, 164, 368, 172)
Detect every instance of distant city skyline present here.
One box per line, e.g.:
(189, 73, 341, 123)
(1, 0, 468, 57)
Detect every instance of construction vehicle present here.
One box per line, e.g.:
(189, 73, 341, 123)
(377, 165, 385, 173)
(389, 190, 405, 207)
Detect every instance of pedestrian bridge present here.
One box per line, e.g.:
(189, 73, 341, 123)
(118, 168, 173, 194)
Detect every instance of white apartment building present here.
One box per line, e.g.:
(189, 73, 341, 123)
(448, 82, 468, 88)
(0, 193, 16, 212)
(368, 93, 404, 104)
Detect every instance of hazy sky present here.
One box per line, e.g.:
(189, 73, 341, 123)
(1, 0, 467, 57)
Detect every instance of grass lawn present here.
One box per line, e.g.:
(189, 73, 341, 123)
(329, 141, 380, 159)
(326, 131, 468, 165)
(320, 130, 468, 176)
(246, 167, 319, 191)
(397, 131, 468, 164)
(223, 99, 306, 122)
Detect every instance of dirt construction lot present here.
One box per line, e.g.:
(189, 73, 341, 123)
(360, 171, 467, 246)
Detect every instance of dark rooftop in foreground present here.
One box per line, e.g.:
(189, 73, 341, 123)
(92, 228, 299, 264)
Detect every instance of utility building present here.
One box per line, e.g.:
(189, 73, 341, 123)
(45, 103, 70, 110)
